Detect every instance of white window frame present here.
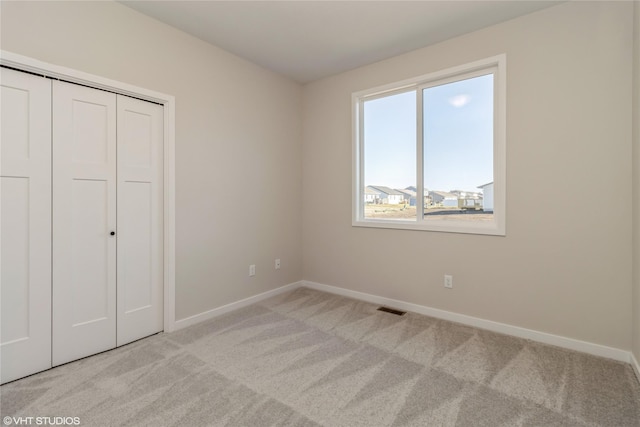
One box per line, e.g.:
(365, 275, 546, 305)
(352, 54, 506, 236)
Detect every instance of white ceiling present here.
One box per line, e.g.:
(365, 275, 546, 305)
(120, 1, 563, 83)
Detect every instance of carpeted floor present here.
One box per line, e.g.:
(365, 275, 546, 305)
(2, 287, 639, 426)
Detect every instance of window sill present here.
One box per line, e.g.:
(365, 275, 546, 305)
(352, 218, 505, 236)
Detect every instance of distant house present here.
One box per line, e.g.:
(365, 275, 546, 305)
(364, 186, 381, 204)
(395, 189, 416, 206)
(367, 186, 404, 204)
(451, 189, 483, 210)
(405, 186, 430, 206)
(450, 189, 481, 200)
(477, 182, 494, 212)
(429, 191, 458, 207)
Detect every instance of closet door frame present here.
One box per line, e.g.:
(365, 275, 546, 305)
(0, 50, 178, 333)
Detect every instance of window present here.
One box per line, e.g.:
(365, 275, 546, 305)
(352, 55, 506, 235)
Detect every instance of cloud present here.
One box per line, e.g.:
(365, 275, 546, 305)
(448, 94, 470, 108)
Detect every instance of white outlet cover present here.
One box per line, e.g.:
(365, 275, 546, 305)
(444, 275, 453, 288)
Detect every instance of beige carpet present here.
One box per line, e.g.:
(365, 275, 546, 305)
(2, 287, 639, 426)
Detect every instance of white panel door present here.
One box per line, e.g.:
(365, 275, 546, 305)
(0, 68, 52, 384)
(52, 81, 117, 366)
(116, 95, 163, 346)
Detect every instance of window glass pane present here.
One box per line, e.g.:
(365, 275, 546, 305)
(423, 74, 494, 223)
(363, 91, 416, 220)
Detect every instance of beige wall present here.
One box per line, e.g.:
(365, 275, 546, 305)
(302, 1, 635, 350)
(0, 1, 304, 320)
(2, 1, 637, 354)
(633, 1, 640, 361)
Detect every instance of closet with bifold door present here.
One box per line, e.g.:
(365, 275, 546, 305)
(1, 67, 164, 384)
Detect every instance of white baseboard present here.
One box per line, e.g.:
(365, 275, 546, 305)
(173, 281, 303, 330)
(302, 280, 632, 364)
(632, 352, 640, 384)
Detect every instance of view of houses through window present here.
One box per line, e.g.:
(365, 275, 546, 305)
(363, 72, 494, 223)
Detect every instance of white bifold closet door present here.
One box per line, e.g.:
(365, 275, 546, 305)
(52, 81, 118, 366)
(116, 95, 164, 347)
(0, 68, 52, 384)
(52, 81, 163, 366)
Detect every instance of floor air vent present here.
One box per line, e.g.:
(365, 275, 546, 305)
(377, 306, 406, 316)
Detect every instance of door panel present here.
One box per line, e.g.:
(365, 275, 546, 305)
(122, 182, 153, 312)
(53, 81, 117, 366)
(72, 101, 109, 164)
(2, 178, 30, 341)
(116, 95, 163, 346)
(0, 68, 52, 384)
(70, 179, 110, 325)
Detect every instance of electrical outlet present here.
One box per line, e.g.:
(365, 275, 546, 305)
(444, 275, 453, 289)
(275, 259, 281, 270)
(249, 264, 256, 277)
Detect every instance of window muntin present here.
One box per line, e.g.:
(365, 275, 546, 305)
(353, 55, 506, 235)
